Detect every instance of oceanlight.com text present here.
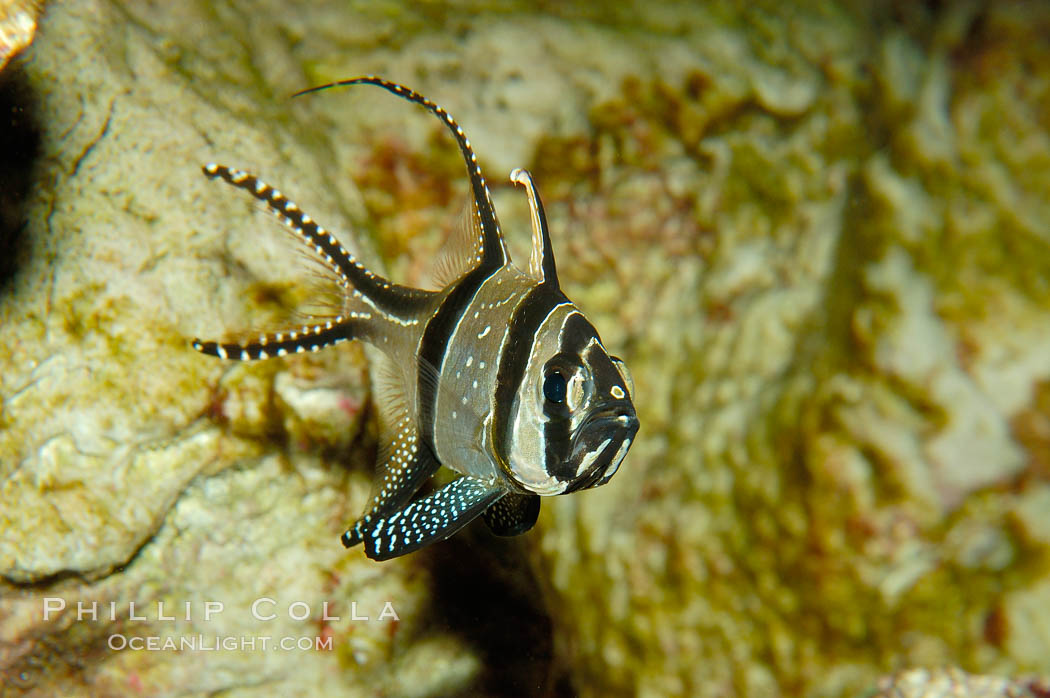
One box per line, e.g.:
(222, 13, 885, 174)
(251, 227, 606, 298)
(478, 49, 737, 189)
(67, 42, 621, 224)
(107, 634, 333, 652)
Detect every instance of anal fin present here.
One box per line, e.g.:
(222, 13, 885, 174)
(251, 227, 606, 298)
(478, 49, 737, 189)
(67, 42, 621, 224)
(482, 493, 540, 537)
(341, 413, 439, 549)
(350, 476, 504, 561)
(342, 354, 441, 548)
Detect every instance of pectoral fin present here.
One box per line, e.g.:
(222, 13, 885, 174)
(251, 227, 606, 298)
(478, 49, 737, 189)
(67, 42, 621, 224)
(351, 476, 504, 561)
(482, 493, 540, 537)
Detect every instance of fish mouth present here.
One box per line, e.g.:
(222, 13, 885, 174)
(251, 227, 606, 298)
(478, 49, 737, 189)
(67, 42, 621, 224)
(565, 406, 639, 492)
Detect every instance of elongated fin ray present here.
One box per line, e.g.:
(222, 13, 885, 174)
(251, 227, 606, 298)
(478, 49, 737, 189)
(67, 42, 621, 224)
(510, 168, 558, 286)
(293, 76, 509, 272)
(349, 476, 504, 560)
(202, 164, 432, 319)
(192, 317, 363, 360)
(482, 493, 540, 537)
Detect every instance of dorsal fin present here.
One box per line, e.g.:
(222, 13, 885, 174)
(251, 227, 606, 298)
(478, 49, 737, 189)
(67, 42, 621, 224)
(293, 77, 509, 273)
(428, 199, 484, 289)
(510, 168, 558, 286)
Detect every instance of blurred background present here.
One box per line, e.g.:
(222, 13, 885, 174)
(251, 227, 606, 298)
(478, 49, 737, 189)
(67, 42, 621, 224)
(1, 1, 1049, 696)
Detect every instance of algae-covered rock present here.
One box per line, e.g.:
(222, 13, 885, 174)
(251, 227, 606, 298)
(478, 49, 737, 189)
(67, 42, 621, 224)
(0, 1, 477, 695)
(874, 667, 1050, 698)
(0, 0, 39, 74)
(2, 1, 1050, 697)
(523, 2, 1050, 696)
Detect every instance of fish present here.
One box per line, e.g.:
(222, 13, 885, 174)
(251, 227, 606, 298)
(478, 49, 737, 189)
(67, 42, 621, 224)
(192, 76, 639, 561)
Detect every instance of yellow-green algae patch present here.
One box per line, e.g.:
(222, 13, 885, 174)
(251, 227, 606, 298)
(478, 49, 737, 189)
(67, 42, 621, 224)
(5, 1, 1050, 696)
(0, 1, 473, 695)
(511, 3, 1050, 697)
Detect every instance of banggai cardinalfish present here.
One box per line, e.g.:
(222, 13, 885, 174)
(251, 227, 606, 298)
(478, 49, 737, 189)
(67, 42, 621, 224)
(192, 77, 639, 560)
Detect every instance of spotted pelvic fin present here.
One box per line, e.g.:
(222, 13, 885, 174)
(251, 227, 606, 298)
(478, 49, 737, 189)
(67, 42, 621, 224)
(482, 493, 541, 537)
(356, 476, 504, 561)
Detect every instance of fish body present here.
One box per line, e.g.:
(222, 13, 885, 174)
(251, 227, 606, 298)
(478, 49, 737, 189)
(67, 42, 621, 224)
(193, 77, 638, 560)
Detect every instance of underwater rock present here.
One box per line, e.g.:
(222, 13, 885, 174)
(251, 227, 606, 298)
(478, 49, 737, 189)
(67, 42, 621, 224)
(874, 667, 1050, 698)
(515, 2, 1050, 697)
(0, 0, 38, 73)
(0, 1, 473, 695)
(3, 1, 1050, 697)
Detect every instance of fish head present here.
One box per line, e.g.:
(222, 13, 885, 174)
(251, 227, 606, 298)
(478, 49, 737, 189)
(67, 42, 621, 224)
(502, 304, 639, 495)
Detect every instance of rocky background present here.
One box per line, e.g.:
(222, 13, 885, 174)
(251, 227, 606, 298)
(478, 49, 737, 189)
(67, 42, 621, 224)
(1, 1, 1049, 696)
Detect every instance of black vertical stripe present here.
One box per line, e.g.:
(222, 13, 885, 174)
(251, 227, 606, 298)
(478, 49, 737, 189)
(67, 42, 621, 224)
(491, 284, 569, 468)
(562, 445, 617, 493)
(417, 265, 498, 449)
(545, 313, 599, 481)
(559, 313, 597, 357)
(543, 419, 574, 481)
(529, 177, 558, 284)
(584, 342, 624, 396)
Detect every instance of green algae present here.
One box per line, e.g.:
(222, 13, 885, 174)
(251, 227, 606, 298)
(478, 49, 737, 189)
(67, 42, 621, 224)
(4, 1, 1050, 696)
(502, 3, 1050, 696)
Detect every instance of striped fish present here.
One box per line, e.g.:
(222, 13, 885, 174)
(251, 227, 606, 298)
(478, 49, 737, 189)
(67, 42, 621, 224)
(193, 77, 639, 560)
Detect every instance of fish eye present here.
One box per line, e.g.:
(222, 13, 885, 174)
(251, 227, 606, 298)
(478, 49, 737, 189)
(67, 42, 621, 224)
(543, 371, 568, 404)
